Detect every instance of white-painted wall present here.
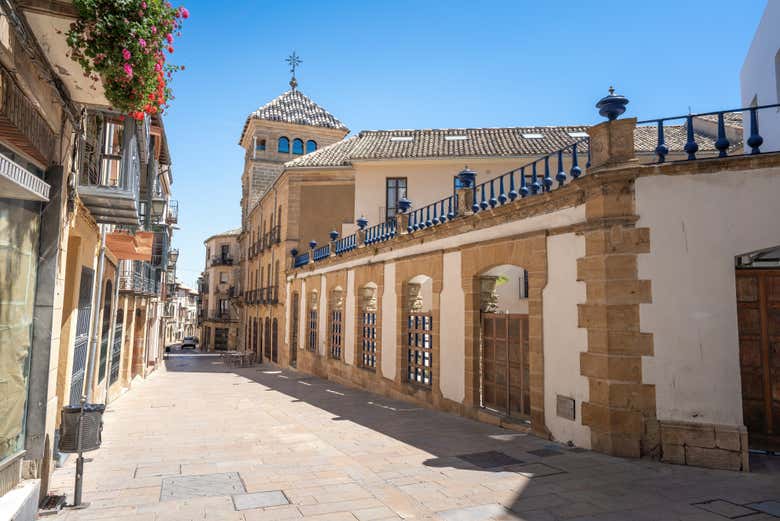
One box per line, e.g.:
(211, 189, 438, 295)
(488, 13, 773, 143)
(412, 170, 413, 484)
(543, 233, 590, 448)
(353, 157, 539, 225)
(440, 251, 465, 403)
(482, 264, 530, 314)
(298, 279, 306, 357)
(381, 263, 396, 380)
(344, 270, 356, 365)
(740, 1, 780, 152)
(637, 169, 780, 427)
(319, 277, 327, 356)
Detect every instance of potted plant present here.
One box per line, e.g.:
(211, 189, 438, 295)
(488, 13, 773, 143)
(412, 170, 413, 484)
(66, 0, 189, 119)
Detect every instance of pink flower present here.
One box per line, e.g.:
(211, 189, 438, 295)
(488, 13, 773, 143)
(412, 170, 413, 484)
(122, 48, 131, 60)
(139, 38, 146, 48)
(151, 25, 157, 34)
(141, 1, 147, 7)
(123, 63, 134, 78)
(179, 6, 189, 18)
(166, 33, 173, 43)
(154, 63, 162, 72)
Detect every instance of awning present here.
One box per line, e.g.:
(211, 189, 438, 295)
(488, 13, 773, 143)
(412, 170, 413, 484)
(106, 231, 153, 261)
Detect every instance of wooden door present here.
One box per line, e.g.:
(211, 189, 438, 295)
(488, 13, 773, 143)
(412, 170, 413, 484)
(481, 313, 530, 419)
(737, 269, 780, 451)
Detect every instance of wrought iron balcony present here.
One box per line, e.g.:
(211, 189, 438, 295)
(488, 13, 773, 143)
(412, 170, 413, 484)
(77, 113, 142, 225)
(210, 255, 234, 266)
(166, 200, 179, 224)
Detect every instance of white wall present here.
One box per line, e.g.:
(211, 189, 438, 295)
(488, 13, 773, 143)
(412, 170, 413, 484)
(637, 168, 780, 427)
(381, 263, 396, 380)
(740, 1, 780, 152)
(440, 251, 465, 403)
(319, 277, 327, 356)
(543, 233, 590, 448)
(353, 157, 537, 225)
(344, 269, 355, 365)
(482, 264, 529, 314)
(298, 279, 306, 356)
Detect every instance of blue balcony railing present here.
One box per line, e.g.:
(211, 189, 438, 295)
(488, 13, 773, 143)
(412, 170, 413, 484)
(365, 220, 397, 245)
(313, 244, 331, 261)
(471, 139, 589, 215)
(408, 195, 457, 232)
(294, 252, 310, 268)
(637, 103, 779, 163)
(334, 234, 357, 254)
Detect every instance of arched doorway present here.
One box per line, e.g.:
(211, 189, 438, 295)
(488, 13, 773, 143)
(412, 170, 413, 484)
(477, 265, 530, 419)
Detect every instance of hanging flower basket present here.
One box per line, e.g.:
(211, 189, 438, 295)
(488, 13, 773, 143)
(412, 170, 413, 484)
(66, 0, 188, 119)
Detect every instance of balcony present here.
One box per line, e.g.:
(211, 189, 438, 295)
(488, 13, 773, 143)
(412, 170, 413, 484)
(211, 255, 234, 267)
(166, 199, 179, 224)
(77, 113, 142, 225)
(0, 150, 50, 201)
(118, 260, 160, 296)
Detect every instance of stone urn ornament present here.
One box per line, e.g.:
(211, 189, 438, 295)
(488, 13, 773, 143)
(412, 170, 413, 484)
(408, 282, 424, 312)
(595, 86, 629, 121)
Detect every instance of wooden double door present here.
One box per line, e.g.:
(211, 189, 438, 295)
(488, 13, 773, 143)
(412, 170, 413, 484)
(481, 313, 530, 419)
(737, 269, 780, 451)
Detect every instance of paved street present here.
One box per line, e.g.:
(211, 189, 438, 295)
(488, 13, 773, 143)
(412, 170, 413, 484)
(49, 354, 780, 521)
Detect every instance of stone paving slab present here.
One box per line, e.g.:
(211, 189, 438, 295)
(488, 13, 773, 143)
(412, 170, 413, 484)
(48, 356, 780, 521)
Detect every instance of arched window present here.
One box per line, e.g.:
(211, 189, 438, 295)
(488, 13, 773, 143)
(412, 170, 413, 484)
(278, 136, 289, 153)
(306, 140, 317, 153)
(256, 139, 266, 151)
(292, 138, 304, 155)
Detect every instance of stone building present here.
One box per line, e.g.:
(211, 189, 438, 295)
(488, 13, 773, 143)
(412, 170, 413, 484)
(199, 229, 241, 350)
(0, 2, 181, 516)
(163, 280, 198, 346)
(233, 65, 780, 473)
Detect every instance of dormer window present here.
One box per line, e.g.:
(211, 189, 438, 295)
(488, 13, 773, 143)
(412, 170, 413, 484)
(292, 138, 304, 155)
(306, 140, 317, 153)
(278, 136, 290, 153)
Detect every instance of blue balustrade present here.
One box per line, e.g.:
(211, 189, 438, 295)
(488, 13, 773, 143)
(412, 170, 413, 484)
(313, 244, 330, 261)
(334, 234, 357, 254)
(638, 102, 780, 164)
(294, 252, 310, 267)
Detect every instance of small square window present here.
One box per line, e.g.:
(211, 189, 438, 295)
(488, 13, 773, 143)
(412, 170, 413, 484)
(521, 133, 544, 139)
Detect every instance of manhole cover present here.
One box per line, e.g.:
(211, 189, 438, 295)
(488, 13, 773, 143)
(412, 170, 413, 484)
(456, 451, 524, 469)
(161, 472, 245, 501)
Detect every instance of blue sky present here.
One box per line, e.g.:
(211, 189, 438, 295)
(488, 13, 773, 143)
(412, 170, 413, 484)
(165, 0, 767, 287)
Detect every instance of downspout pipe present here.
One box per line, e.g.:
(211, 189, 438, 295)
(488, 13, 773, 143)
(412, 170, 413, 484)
(84, 223, 107, 402)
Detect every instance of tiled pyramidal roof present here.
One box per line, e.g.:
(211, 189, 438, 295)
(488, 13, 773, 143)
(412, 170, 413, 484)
(248, 90, 348, 131)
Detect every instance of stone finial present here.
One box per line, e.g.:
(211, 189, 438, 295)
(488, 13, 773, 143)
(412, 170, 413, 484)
(360, 286, 377, 312)
(407, 282, 424, 312)
(596, 86, 629, 121)
(479, 276, 500, 313)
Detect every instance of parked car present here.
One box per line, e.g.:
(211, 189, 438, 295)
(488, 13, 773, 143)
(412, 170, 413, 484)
(181, 336, 198, 349)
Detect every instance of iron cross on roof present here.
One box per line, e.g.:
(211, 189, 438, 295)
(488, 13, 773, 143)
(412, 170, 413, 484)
(286, 51, 302, 90)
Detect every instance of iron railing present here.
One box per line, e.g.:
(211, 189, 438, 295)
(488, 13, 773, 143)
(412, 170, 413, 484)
(637, 103, 779, 163)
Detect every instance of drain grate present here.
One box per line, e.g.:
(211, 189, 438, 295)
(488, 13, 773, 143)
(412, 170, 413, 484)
(456, 451, 524, 469)
(160, 472, 245, 501)
(38, 494, 67, 516)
